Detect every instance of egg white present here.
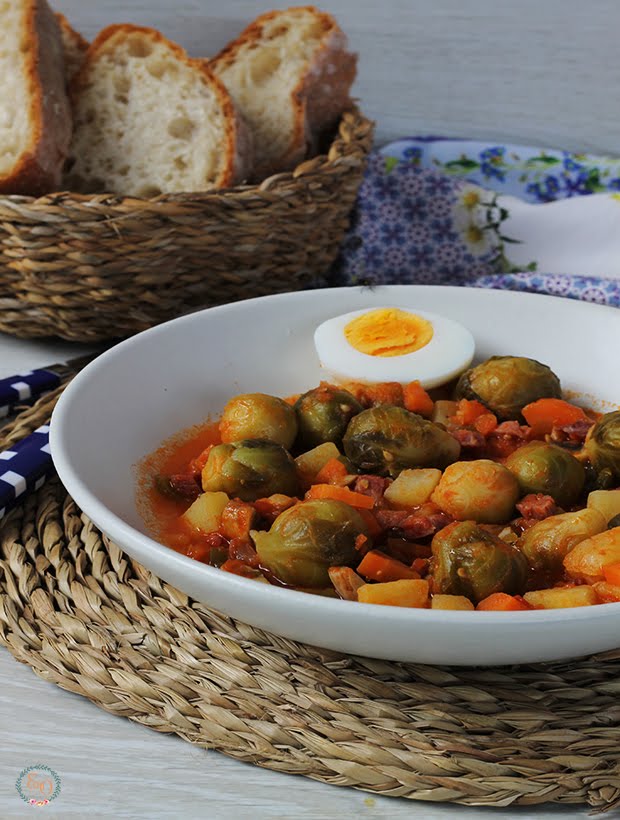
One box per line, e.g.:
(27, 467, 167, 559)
(313, 306, 475, 388)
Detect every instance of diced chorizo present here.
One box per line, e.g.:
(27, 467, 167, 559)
(516, 493, 561, 520)
(451, 427, 486, 450)
(228, 537, 260, 567)
(550, 418, 594, 445)
(167, 473, 202, 501)
(494, 421, 530, 437)
(376, 509, 452, 539)
(375, 509, 410, 530)
(486, 421, 531, 458)
(512, 517, 539, 535)
(186, 531, 227, 562)
(352, 475, 391, 503)
(220, 500, 258, 541)
(401, 511, 452, 539)
(401, 515, 436, 538)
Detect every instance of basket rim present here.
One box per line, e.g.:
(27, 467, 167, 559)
(0, 105, 374, 212)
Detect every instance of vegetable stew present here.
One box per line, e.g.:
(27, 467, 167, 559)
(139, 355, 620, 611)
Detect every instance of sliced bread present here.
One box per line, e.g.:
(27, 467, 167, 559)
(211, 6, 357, 180)
(66, 25, 253, 197)
(56, 12, 89, 84)
(0, 0, 72, 196)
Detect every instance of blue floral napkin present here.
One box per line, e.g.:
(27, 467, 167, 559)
(331, 138, 620, 307)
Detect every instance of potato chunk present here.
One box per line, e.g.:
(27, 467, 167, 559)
(295, 442, 341, 486)
(431, 400, 457, 426)
(384, 468, 442, 509)
(523, 585, 598, 609)
(357, 579, 430, 607)
(563, 527, 620, 583)
(182, 491, 229, 533)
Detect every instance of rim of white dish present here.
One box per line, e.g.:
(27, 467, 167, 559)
(49, 285, 620, 625)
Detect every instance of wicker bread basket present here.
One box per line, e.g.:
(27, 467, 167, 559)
(0, 107, 373, 342)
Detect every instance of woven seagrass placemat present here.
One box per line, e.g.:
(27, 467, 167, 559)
(1, 389, 620, 812)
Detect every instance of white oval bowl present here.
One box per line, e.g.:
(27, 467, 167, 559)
(50, 286, 620, 666)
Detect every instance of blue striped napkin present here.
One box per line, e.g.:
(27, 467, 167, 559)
(0, 369, 61, 419)
(0, 426, 53, 520)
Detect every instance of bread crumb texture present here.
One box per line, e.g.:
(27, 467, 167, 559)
(67, 26, 241, 196)
(0, 3, 31, 176)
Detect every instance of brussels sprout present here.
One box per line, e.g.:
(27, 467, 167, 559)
(342, 406, 460, 477)
(455, 356, 561, 420)
(431, 459, 520, 524)
(252, 499, 369, 587)
(430, 520, 529, 604)
(505, 441, 585, 507)
(201, 439, 300, 502)
(584, 411, 620, 482)
(219, 393, 298, 449)
(294, 385, 363, 448)
(583, 463, 616, 493)
(518, 508, 607, 576)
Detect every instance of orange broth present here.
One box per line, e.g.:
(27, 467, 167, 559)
(139, 421, 221, 554)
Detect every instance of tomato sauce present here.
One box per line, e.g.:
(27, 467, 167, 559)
(138, 421, 221, 554)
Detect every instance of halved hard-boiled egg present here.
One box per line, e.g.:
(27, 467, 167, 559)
(313, 306, 475, 388)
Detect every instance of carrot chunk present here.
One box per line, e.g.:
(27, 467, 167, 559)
(411, 557, 428, 576)
(473, 413, 498, 436)
(189, 444, 214, 475)
(252, 494, 297, 523)
(522, 398, 588, 436)
(602, 560, 620, 586)
(354, 533, 371, 555)
(304, 483, 375, 509)
(360, 382, 404, 407)
(220, 559, 261, 578)
(357, 549, 421, 582)
(452, 399, 490, 426)
(403, 381, 434, 417)
(314, 457, 348, 485)
(477, 592, 532, 611)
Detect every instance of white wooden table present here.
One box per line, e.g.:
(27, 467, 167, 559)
(2, 1, 619, 816)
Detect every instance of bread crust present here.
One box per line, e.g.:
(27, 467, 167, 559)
(211, 5, 357, 179)
(55, 11, 89, 83)
(70, 24, 251, 192)
(0, 1, 72, 196)
(221, 94, 254, 188)
(299, 26, 358, 156)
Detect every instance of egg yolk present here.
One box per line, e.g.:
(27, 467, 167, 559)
(344, 308, 434, 357)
